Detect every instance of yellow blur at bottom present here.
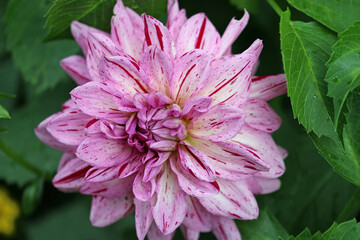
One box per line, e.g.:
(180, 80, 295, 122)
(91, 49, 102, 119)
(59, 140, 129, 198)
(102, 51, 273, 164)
(0, 188, 19, 236)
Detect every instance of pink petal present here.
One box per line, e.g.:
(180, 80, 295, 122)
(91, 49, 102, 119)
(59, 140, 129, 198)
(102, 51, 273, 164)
(140, 45, 173, 94)
(189, 104, 245, 142)
(176, 13, 221, 56)
(182, 96, 212, 121)
(90, 194, 133, 227)
(242, 98, 281, 132)
(84, 166, 119, 182)
(118, 156, 143, 178)
(149, 140, 178, 152)
(81, 176, 134, 197)
(147, 223, 175, 240)
(71, 81, 130, 123)
(58, 153, 75, 170)
(231, 126, 285, 178)
(180, 226, 200, 240)
(178, 144, 215, 182)
(86, 32, 124, 80)
(111, 1, 143, 60)
(212, 216, 242, 240)
(152, 164, 187, 235)
(134, 199, 153, 240)
(182, 196, 212, 232)
(198, 179, 258, 220)
(46, 110, 92, 146)
(170, 50, 211, 105)
(76, 134, 134, 167)
(187, 138, 269, 180)
(52, 157, 90, 192)
(249, 74, 287, 101)
(170, 155, 219, 197)
(133, 172, 156, 201)
(216, 11, 249, 57)
(246, 176, 281, 194)
(60, 55, 91, 85)
(35, 113, 76, 152)
(194, 40, 262, 106)
(100, 56, 150, 99)
(70, 21, 109, 56)
(143, 14, 175, 58)
(167, 0, 187, 43)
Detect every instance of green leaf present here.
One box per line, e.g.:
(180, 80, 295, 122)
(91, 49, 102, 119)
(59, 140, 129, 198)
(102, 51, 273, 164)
(0, 104, 10, 119)
(287, 0, 360, 33)
(325, 22, 360, 129)
(0, 92, 15, 100)
(44, 0, 116, 41)
(228, 0, 260, 14)
(22, 178, 44, 216)
(237, 208, 289, 239)
(4, 0, 79, 92)
(123, 0, 167, 19)
(289, 219, 360, 239)
(280, 9, 337, 139)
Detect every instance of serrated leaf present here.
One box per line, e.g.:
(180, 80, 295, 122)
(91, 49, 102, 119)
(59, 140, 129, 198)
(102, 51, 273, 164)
(0, 104, 10, 119)
(44, 0, 116, 41)
(237, 208, 289, 239)
(325, 22, 360, 129)
(289, 219, 360, 240)
(4, 0, 79, 92)
(280, 10, 337, 139)
(22, 178, 44, 216)
(287, 0, 360, 33)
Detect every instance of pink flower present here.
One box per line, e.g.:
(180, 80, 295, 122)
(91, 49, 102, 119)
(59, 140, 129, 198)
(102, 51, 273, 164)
(35, 0, 287, 239)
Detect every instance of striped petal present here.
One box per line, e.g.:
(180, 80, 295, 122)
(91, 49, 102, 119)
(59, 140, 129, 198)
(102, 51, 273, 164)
(133, 172, 156, 201)
(84, 166, 119, 182)
(134, 199, 153, 240)
(212, 216, 241, 240)
(182, 196, 212, 232)
(60, 55, 91, 85)
(245, 176, 281, 194)
(249, 74, 287, 101)
(189, 104, 245, 142)
(81, 176, 134, 197)
(176, 13, 220, 56)
(90, 194, 133, 227)
(147, 223, 175, 240)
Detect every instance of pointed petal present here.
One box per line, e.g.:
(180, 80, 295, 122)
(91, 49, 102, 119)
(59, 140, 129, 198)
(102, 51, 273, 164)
(178, 144, 215, 182)
(180, 226, 200, 240)
(170, 155, 219, 197)
(35, 113, 76, 152)
(76, 134, 133, 167)
(152, 164, 187, 235)
(71, 81, 130, 123)
(90, 194, 133, 227)
(212, 216, 241, 240)
(217, 11, 249, 57)
(168, 10, 187, 44)
(118, 156, 143, 178)
(182, 96, 212, 121)
(246, 176, 281, 194)
(58, 153, 76, 170)
(231, 126, 285, 178)
(61, 99, 78, 112)
(149, 140, 178, 152)
(140, 45, 173, 94)
(147, 223, 175, 240)
(46, 110, 92, 146)
(52, 158, 90, 192)
(133, 172, 156, 201)
(198, 179, 258, 220)
(249, 74, 287, 101)
(100, 56, 150, 99)
(177, 13, 220, 56)
(70, 21, 109, 56)
(81, 176, 134, 197)
(170, 50, 211, 105)
(187, 138, 269, 180)
(134, 199, 153, 240)
(60, 55, 91, 85)
(111, 1, 143, 60)
(242, 98, 281, 132)
(182, 196, 212, 232)
(195, 41, 262, 106)
(189, 104, 245, 142)
(143, 14, 175, 58)
(84, 166, 119, 182)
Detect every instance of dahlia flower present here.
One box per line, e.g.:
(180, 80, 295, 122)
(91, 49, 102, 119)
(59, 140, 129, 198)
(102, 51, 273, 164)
(35, 0, 287, 239)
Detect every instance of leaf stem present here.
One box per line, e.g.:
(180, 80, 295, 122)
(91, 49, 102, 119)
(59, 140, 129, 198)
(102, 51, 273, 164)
(336, 188, 360, 223)
(267, 0, 283, 17)
(0, 140, 52, 181)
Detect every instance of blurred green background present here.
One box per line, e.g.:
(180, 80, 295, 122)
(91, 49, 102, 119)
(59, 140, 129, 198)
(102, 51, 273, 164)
(0, 0, 358, 239)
